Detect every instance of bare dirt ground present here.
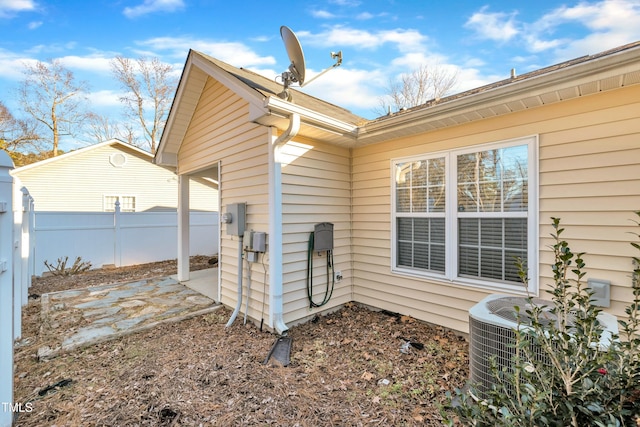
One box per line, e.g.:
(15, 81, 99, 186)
(14, 258, 469, 426)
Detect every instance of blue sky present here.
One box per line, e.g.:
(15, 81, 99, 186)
(1, 0, 639, 151)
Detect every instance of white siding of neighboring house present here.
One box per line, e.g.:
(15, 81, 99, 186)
(13, 143, 218, 212)
(351, 84, 640, 334)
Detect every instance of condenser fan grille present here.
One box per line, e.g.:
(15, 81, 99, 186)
(485, 296, 564, 327)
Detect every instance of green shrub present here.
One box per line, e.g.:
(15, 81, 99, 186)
(444, 213, 640, 427)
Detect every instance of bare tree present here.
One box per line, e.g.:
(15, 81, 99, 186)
(0, 101, 46, 165)
(17, 59, 90, 156)
(111, 56, 176, 154)
(377, 63, 458, 116)
(85, 112, 135, 145)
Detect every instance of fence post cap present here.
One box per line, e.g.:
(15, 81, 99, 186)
(0, 150, 14, 169)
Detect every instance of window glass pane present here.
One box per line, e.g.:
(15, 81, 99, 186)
(459, 247, 478, 276)
(505, 250, 525, 282)
(457, 145, 528, 213)
(412, 161, 427, 187)
(396, 217, 445, 273)
(414, 243, 430, 269)
(458, 218, 527, 284)
(480, 248, 503, 280)
(480, 218, 503, 247)
(395, 163, 411, 212)
(396, 189, 410, 212)
(501, 145, 528, 212)
(397, 218, 412, 240)
(412, 187, 427, 212)
(505, 218, 527, 250)
(398, 241, 412, 267)
(414, 218, 429, 242)
(431, 218, 445, 243)
(121, 196, 136, 212)
(459, 218, 478, 245)
(428, 158, 446, 212)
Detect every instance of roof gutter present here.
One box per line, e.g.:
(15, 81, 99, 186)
(257, 96, 358, 139)
(268, 112, 300, 335)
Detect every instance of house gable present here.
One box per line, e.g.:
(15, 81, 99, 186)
(13, 140, 218, 212)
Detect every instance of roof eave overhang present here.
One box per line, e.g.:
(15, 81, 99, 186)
(357, 46, 640, 145)
(252, 96, 359, 147)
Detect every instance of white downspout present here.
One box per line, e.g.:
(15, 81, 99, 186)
(269, 113, 300, 334)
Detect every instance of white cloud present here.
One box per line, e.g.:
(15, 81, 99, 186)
(298, 26, 427, 52)
(0, 0, 36, 18)
(123, 0, 184, 19)
(86, 89, 122, 108)
(464, 6, 519, 42)
(136, 36, 276, 67)
(58, 54, 114, 75)
(356, 12, 374, 20)
(302, 66, 386, 118)
(0, 49, 32, 80)
(310, 9, 335, 19)
(526, 0, 640, 60)
(27, 20, 41, 29)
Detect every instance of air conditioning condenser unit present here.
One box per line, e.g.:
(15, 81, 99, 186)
(468, 294, 618, 397)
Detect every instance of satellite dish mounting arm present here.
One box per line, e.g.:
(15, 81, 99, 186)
(300, 51, 342, 88)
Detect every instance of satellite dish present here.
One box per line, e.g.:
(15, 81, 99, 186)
(281, 26, 306, 86)
(278, 25, 343, 100)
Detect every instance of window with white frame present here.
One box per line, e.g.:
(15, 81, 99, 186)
(104, 195, 136, 212)
(392, 136, 537, 293)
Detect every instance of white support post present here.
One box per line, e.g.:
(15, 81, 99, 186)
(114, 200, 121, 267)
(20, 188, 32, 306)
(12, 182, 21, 339)
(177, 174, 190, 282)
(0, 151, 15, 427)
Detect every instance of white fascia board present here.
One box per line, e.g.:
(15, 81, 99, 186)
(154, 151, 178, 167)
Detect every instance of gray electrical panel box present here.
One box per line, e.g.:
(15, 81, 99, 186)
(314, 222, 334, 252)
(243, 230, 266, 252)
(253, 231, 267, 252)
(226, 203, 246, 236)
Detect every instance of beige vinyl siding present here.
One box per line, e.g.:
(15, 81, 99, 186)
(178, 77, 271, 326)
(352, 84, 640, 334)
(14, 144, 217, 212)
(280, 137, 353, 325)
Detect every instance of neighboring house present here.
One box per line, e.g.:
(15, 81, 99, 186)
(12, 139, 218, 212)
(156, 42, 640, 335)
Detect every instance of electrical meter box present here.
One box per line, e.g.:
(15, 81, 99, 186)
(313, 222, 334, 252)
(226, 203, 246, 236)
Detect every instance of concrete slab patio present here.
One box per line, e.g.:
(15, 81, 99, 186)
(38, 274, 221, 359)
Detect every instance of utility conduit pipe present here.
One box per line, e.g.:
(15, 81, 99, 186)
(244, 255, 252, 324)
(225, 235, 244, 327)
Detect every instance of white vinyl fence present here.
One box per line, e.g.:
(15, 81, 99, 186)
(1, 152, 19, 427)
(33, 204, 219, 276)
(1, 152, 218, 426)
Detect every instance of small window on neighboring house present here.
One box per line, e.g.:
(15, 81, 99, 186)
(391, 136, 538, 294)
(104, 195, 136, 212)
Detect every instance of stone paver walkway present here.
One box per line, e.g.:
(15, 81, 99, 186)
(38, 276, 220, 359)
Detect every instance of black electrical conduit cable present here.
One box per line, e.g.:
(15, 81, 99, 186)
(306, 232, 335, 308)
